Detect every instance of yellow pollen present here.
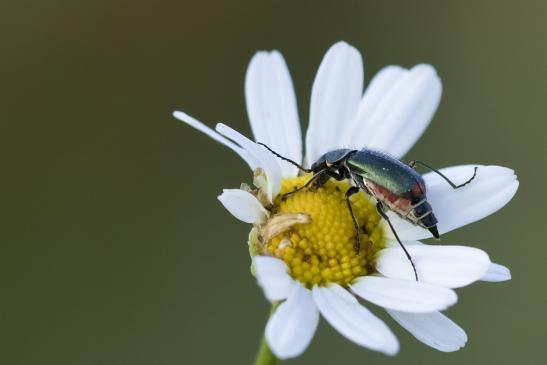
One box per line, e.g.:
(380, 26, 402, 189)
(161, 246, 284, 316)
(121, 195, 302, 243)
(265, 174, 385, 288)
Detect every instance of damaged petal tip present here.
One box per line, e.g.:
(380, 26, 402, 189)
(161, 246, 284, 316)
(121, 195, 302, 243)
(253, 168, 267, 189)
(253, 167, 272, 206)
(261, 212, 310, 244)
(248, 227, 263, 263)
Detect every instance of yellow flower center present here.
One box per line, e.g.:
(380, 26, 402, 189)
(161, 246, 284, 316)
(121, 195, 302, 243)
(265, 175, 385, 288)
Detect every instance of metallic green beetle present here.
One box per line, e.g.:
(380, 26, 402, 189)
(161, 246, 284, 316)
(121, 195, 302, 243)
(259, 143, 478, 281)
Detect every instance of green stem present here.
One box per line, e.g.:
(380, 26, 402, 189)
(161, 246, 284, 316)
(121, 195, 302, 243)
(254, 304, 280, 365)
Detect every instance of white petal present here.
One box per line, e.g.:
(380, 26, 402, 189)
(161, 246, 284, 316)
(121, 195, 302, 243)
(387, 310, 467, 352)
(390, 165, 519, 241)
(253, 256, 297, 301)
(480, 262, 511, 282)
(347, 64, 441, 158)
(216, 123, 282, 203)
(245, 51, 302, 177)
(173, 111, 254, 168)
(312, 284, 399, 355)
(305, 41, 363, 165)
(265, 284, 319, 359)
(385, 238, 422, 247)
(341, 66, 404, 146)
(217, 189, 268, 224)
(351, 276, 457, 313)
(425, 165, 518, 234)
(376, 245, 490, 288)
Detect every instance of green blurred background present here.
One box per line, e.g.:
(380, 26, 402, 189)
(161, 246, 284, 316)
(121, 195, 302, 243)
(1, 0, 545, 364)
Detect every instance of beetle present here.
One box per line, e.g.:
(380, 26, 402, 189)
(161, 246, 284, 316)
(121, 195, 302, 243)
(258, 143, 478, 280)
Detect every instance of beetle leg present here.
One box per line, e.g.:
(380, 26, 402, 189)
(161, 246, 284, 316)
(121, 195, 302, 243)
(376, 202, 419, 281)
(409, 160, 478, 189)
(310, 171, 331, 190)
(282, 171, 328, 201)
(352, 175, 371, 196)
(326, 169, 346, 181)
(345, 186, 361, 253)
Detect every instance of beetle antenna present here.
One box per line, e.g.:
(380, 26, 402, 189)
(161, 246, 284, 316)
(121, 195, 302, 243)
(257, 142, 311, 173)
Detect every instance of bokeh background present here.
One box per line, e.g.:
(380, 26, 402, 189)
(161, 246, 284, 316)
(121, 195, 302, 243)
(1, 1, 545, 364)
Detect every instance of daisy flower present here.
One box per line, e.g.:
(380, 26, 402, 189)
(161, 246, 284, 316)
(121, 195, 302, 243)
(173, 42, 518, 360)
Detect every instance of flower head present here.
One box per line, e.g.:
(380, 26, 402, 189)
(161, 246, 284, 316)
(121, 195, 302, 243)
(174, 41, 518, 359)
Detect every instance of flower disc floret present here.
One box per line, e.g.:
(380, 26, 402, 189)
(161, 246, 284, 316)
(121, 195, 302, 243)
(265, 175, 385, 287)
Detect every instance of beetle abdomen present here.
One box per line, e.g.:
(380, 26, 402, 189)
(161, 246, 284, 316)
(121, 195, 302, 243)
(363, 180, 412, 216)
(361, 179, 439, 237)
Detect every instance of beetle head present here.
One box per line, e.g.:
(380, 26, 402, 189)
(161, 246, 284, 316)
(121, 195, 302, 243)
(311, 149, 354, 173)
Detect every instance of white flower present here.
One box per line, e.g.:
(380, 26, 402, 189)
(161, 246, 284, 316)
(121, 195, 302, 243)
(173, 41, 518, 359)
